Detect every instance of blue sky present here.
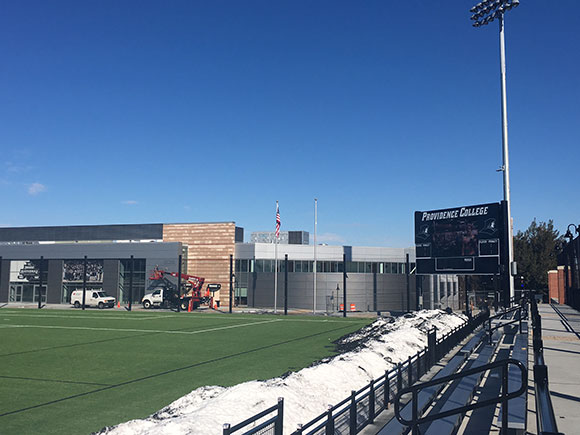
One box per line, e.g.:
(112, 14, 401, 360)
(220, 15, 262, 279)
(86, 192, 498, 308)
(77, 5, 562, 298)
(1, 1, 578, 247)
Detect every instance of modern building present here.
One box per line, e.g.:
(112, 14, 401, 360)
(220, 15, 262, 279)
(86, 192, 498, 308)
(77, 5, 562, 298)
(0, 223, 241, 307)
(0, 222, 459, 313)
(234, 242, 460, 313)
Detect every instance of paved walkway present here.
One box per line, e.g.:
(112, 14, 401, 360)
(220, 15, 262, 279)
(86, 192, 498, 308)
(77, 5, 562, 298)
(536, 303, 580, 434)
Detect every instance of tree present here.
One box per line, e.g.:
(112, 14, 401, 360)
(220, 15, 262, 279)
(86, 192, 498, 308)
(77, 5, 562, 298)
(513, 219, 561, 291)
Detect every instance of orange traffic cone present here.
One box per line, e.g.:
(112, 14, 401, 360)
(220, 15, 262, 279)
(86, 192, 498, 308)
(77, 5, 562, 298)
(117, 301, 121, 308)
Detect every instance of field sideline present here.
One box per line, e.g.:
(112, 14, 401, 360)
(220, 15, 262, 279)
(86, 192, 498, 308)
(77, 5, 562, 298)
(0, 308, 372, 435)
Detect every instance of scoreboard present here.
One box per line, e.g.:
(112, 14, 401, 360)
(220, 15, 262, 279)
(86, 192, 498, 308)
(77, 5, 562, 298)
(415, 202, 503, 275)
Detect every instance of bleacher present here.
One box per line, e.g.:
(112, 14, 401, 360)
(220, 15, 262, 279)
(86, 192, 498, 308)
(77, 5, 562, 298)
(228, 296, 563, 435)
(382, 305, 530, 435)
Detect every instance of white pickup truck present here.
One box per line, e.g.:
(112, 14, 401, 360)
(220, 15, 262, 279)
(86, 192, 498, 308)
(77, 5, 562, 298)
(141, 288, 171, 309)
(71, 290, 115, 309)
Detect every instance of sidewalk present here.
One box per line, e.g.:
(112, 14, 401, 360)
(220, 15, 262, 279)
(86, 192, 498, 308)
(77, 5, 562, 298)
(536, 303, 580, 434)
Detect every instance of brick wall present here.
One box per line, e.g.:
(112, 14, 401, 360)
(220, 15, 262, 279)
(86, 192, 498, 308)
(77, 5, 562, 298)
(557, 265, 568, 304)
(163, 223, 236, 307)
(548, 270, 559, 302)
(548, 266, 568, 304)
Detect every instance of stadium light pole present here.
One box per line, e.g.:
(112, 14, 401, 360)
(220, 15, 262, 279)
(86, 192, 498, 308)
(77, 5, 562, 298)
(470, 0, 520, 303)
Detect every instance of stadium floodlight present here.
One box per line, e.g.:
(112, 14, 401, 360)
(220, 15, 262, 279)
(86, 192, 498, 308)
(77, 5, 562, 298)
(471, 0, 518, 26)
(470, 0, 521, 305)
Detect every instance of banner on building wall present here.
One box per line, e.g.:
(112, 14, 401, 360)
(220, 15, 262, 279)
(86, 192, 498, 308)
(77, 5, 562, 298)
(63, 260, 104, 282)
(11, 260, 41, 282)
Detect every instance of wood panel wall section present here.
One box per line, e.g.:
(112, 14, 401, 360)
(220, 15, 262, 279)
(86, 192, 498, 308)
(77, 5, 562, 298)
(163, 222, 236, 306)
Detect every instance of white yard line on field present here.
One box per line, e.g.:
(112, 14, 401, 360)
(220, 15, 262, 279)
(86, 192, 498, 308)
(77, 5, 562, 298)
(0, 318, 283, 335)
(0, 311, 368, 323)
(0, 313, 170, 321)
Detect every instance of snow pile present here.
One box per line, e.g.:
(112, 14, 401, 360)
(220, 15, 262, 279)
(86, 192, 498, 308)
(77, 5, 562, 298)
(100, 310, 466, 435)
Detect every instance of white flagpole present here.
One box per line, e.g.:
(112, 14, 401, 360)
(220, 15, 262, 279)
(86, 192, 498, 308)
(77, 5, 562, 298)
(313, 198, 317, 314)
(274, 201, 278, 313)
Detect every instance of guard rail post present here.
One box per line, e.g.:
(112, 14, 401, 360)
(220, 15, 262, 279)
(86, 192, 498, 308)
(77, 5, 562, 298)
(518, 305, 523, 333)
(275, 398, 284, 435)
(349, 390, 357, 435)
(385, 370, 390, 408)
(501, 361, 508, 431)
(427, 328, 436, 368)
(325, 405, 334, 433)
(369, 379, 376, 424)
(397, 364, 403, 394)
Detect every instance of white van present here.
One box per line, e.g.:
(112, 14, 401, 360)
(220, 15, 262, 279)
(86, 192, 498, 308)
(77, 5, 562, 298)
(71, 290, 115, 309)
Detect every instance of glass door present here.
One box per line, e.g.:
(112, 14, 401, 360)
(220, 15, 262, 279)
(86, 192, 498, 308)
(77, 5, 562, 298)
(9, 285, 24, 302)
(33, 286, 47, 303)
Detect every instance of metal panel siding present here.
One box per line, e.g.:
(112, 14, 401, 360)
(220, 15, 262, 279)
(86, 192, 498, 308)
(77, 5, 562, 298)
(0, 224, 163, 242)
(0, 259, 9, 302)
(235, 227, 244, 243)
(0, 242, 181, 260)
(47, 260, 63, 304)
(247, 272, 415, 313)
(103, 260, 120, 301)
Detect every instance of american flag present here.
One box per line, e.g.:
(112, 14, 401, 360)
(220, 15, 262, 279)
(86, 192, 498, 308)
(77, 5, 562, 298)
(275, 203, 281, 239)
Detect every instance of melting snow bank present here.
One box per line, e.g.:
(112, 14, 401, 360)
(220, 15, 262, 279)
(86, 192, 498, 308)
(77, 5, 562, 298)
(99, 310, 466, 435)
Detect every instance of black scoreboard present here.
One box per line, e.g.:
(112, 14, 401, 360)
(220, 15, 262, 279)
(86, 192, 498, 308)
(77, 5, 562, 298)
(415, 202, 503, 275)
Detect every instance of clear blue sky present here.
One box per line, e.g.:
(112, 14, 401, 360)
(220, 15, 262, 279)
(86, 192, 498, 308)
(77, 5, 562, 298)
(1, 1, 578, 247)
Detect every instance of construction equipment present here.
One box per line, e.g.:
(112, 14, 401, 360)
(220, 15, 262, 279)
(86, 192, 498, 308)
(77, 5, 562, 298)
(143, 266, 221, 311)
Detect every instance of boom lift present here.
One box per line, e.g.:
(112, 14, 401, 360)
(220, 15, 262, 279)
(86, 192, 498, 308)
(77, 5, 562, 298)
(144, 266, 221, 311)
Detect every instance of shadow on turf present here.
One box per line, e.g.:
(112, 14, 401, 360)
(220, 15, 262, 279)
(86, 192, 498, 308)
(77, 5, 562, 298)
(0, 323, 356, 420)
(0, 320, 241, 358)
(0, 375, 111, 387)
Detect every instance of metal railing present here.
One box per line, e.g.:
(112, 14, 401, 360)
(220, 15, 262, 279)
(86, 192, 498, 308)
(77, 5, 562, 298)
(223, 398, 284, 435)
(290, 311, 489, 435)
(485, 301, 527, 344)
(530, 297, 562, 435)
(393, 358, 527, 434)
(387, 299, 529, 434)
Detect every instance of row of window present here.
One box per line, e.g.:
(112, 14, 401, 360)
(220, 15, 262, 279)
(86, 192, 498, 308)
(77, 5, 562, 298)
(235, 259, 414, 274)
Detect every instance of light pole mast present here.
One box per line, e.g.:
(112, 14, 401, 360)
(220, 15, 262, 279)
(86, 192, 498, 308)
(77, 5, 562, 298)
(471, 0, 519, 302)
(313, 198, 317, 314)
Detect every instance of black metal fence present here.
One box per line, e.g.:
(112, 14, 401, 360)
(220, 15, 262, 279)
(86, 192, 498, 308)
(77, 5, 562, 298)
(223, 398, 284, 435)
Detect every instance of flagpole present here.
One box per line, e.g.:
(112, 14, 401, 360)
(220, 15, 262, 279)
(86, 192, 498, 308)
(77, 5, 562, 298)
(274, 201, 279, 313)
(313, 198, 317, 314)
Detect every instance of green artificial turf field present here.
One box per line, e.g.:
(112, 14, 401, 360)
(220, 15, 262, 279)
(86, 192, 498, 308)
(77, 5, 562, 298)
(0, 308, 371, 435)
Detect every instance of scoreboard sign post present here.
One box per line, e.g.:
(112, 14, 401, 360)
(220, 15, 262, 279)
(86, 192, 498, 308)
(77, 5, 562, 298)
(415, 202, 504, 275)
